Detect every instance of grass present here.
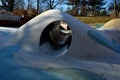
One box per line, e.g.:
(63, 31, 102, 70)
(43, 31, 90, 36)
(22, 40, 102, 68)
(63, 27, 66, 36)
(76, 16, 118, 24)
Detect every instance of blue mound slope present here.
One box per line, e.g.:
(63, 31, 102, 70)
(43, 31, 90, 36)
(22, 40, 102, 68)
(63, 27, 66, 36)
(88, 30, 120, 53)
(0, 45, 107, 80)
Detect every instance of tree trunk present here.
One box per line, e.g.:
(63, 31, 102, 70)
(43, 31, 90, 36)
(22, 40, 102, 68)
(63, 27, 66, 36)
(8, 0, 15, 12)
(81, 0, 86, 16)
(37, 0, 40, 14)
(114, 0, 119, 17)
(93, 5, 96, 16)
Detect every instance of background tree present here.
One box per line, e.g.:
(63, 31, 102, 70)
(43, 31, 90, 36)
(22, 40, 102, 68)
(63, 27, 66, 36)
(0, 0, 118, 17)
(14, 0, 25, 9)
(43, 0, 64, 9)
(66, 0, 81, 15)
(0, 0, 15, 12)
(37, 0, 40, 13)
(114, 0, 120, 17)
(88, 0, 105, 16)
(80, 0, 88, 16)
(108, 0, 120, 17)
(36, 0, 47, 13)
(0, 0, 8, 11)
(66, 0, 106, 16)
(8, 0, 15, 11)
(27, 0, 33, 9)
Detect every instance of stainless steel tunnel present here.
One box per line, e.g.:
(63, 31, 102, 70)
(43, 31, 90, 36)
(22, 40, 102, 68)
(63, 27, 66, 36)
(40, 21, 72, 49)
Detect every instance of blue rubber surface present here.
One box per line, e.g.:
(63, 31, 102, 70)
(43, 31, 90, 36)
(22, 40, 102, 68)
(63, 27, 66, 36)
(88, 30, 120, 53)
(0, 45, 107, 80)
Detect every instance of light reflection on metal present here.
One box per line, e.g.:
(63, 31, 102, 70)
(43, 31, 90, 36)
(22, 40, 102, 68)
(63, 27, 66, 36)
(49, 21, 72, 46)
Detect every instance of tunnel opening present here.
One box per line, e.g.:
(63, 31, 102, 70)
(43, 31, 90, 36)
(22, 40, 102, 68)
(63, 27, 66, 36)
(39, 21, 72, 55)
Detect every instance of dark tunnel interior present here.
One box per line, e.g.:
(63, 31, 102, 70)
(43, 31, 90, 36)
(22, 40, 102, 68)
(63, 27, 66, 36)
(39, 21, 72, 49)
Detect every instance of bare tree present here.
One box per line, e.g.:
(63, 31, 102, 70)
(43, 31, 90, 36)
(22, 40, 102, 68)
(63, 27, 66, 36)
(27, 0, 33, 9)
(66, 0, 81, 15)
(80, 0, 87, 16)
(114, 0, 117, 17)
(37, 0, 40, 13)
(0, 0, 8, 11)
(114, 0, 120, 17)
(43, 0, 64, 9)
(14, 0, 25, 9)
(88, 0, 105, 16)
(0, 0, 15, 11)
(109, 0, 120, 17)
(36, 0, 45, 13)
(8, 0, 15, 11)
